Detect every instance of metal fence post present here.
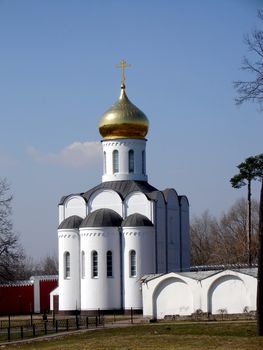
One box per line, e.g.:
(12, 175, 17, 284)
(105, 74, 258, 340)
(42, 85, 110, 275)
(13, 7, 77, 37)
(131, 307, 133, 324)
(21, 326, 24, 339)
(7, 327, 10, 341)
(55, 320, 58, 333)
(52, 310, 55, 327)
(32, 324, 36, 337)
(86, 316, 89, 329)
(66, 319, 69, 332)
(95, 316, 98, 327)
(44, 321, 47, 335)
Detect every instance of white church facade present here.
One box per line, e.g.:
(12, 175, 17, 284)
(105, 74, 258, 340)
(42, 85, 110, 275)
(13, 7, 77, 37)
(55, 62, 190, 313)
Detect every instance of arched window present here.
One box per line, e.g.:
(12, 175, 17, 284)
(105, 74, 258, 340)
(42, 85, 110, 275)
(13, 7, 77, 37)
(64, 252, 70, 279)
(128, 150, 134, 173)
(113, 150, 119, 174)
(130, 250, 136, 277)
(107, 251, 113, 277)
(142, 150, 146, 175)
(92, 251, 98, 278)
(81, 251, 85, 278)
(103, 151, 107, 174)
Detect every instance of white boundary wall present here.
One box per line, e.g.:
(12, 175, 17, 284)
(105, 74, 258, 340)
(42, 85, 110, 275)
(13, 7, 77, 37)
(142, 269, 257, 319)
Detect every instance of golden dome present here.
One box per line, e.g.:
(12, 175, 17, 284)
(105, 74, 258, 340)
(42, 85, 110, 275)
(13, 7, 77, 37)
(99, 84, 149, 140)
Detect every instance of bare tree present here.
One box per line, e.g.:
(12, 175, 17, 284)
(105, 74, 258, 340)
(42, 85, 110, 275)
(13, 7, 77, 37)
(190, 211, 217, 265)
(234, 10, 263, 109)
(190, 198, 259, 266)
(15, 255, 36, 280)
(15, 254, 58, 279)
(0, 178, 24, 281)
(41, 254, 58, 275)
(216, 198, 259, 264)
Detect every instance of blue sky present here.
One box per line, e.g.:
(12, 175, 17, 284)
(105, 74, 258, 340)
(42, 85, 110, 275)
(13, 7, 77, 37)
(0, 0, 262, 259)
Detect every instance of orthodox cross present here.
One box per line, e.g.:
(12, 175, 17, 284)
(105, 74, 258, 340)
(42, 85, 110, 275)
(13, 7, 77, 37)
(116, 59, 131, 85)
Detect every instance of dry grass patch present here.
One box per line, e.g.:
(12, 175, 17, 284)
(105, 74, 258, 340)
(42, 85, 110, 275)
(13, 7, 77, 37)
(2, 321, 263, 350)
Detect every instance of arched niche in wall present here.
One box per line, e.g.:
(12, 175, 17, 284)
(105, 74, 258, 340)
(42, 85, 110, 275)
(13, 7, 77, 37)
(88, 189, 122, 216)
(124, 191, 151, 219)
(207, 274, 251, 315)
(152, 276, 194, 319)
(64, 195, 86, 219)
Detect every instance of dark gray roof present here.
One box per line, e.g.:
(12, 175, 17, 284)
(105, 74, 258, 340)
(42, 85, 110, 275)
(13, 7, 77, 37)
(122, 213, 153, 227)
(178, 195, 190, 206)
(80, 208, 123, 228)
(0, 281, 34, 287)
(59, 181, 160, 205)
(190, 263, 257, 272)
(142, 268, 258, 283)
(58, 193, 85, 206)
(162, 188, 178, 202)
(82, 181, 159, 202)
(58, 215, 83, 229)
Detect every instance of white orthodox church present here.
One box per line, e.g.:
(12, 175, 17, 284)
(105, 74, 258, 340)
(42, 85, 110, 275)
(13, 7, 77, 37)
(56, 62, 190, 313)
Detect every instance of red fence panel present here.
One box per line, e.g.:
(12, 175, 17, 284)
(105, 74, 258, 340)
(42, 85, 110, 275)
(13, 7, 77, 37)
(0, 284, 34, 315)
(39, 280, 58, 313)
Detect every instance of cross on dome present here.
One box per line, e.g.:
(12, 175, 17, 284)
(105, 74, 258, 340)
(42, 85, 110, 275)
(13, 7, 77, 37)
(116, 59, 131, 86)
(99, 60, 149, 140)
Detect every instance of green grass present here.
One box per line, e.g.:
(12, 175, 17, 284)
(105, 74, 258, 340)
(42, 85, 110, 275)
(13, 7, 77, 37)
(3, 321, 263, 350)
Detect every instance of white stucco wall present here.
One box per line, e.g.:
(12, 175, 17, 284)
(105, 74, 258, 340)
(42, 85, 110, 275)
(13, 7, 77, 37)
(208, 276, 249, 314)
(153, 277, 194, 318)
(32, 277, 40, 313)
(122, 226, 155, 310)
(88, 189, 123, 216)
(58, 228, 80, 311)
(124, 192, 152, 219)
(64, 196, 86, 220)
(142, 270, 257, 319)
(58, 205, 64, 225)
(49, 286, 59, 311)
(203, 271, 256, 314)
(101, 139, 148, 182)
(79, 227, 121, 310)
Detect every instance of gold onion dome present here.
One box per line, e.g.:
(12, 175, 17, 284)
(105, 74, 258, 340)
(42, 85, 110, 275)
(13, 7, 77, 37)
(99, 83, 149, 140)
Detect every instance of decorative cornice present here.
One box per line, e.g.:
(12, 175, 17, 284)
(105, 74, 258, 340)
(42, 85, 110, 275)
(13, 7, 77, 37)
(58, 234, 78, 239)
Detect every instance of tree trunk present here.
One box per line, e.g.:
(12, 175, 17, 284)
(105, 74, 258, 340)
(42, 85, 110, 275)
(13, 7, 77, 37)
(248, 180, 252, 266)
(257, 178, 263, 335)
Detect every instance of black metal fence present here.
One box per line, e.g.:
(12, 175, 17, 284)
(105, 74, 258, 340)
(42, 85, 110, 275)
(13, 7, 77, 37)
(109, 307, 138, 324)
(0, 315, 104, 342)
